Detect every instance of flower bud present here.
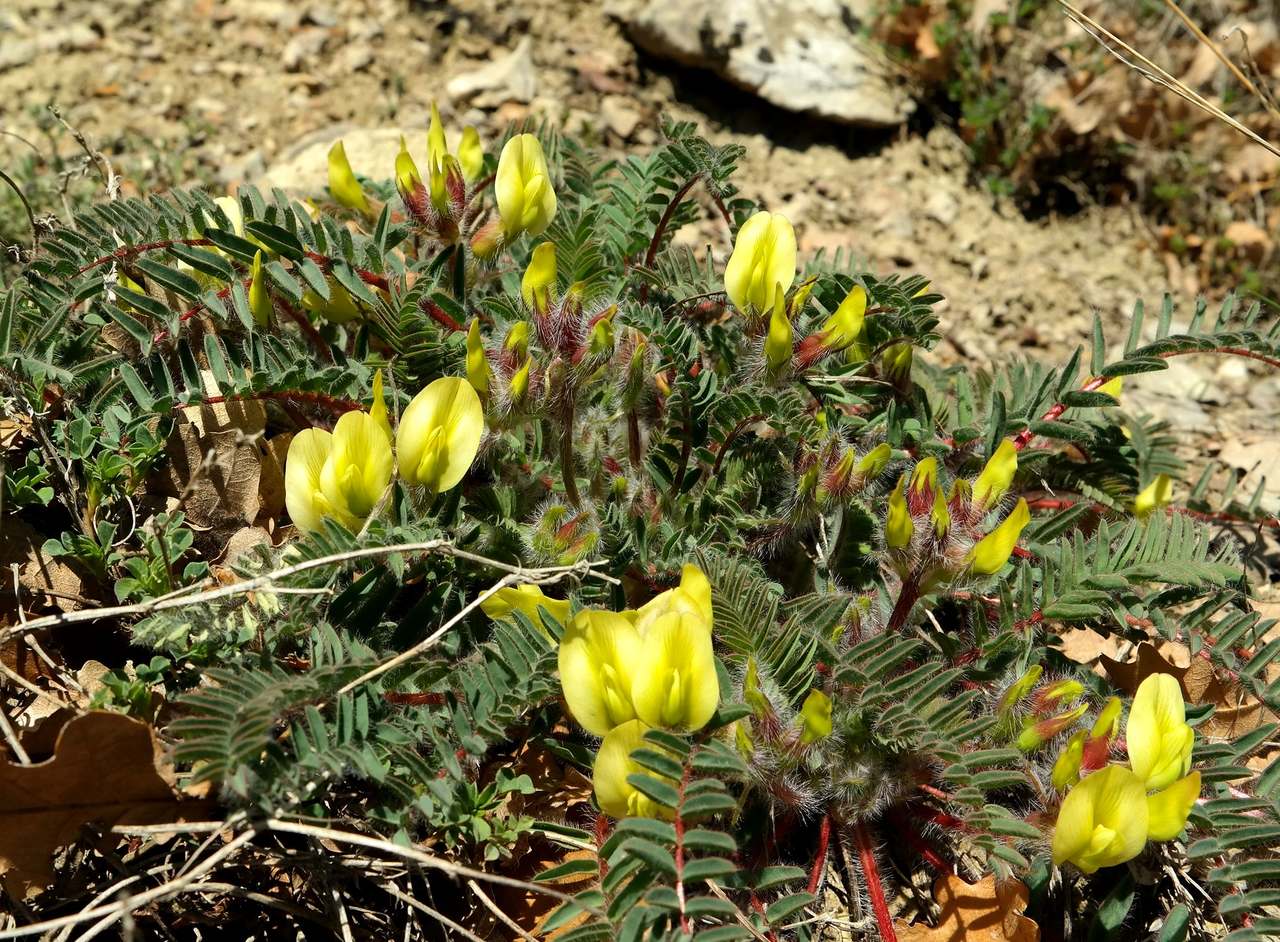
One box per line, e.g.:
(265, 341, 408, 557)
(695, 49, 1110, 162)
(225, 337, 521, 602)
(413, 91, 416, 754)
(521, 241, 557, 310)
(302, 279, 362, 324)
(998, 664, 1043, 716)
(481, 583, 571, 631)
(972, 439, 1017, 510)
(593, 719, 672, 819)
(857, 443, 892, 479)
(459, 126, 484, 182)
(559, 610, 642, 735)
(723, 211, 796, 316)
(968, 498, 1031, 575)
(886, 475, 914, 550)
(1052, 731, 1086, 791)
(930, 487, 951, 540)
(504, 320, 530, 360)
(631, 610, 720, 732)
(529, 503, 601, 566)
(1052, 765, 1149, 873)
(1126, 673, 1193, 791)
(820, 285, 867, 360)
(509, 358, 532, 403)
(587, 305, 617, 359)
(1134, 474, 1173, 520)
(470, 219, 504, 260)
(764, 292, 793, 373)
(496, 133, 557, 239)
(466, 319, 490, 395)
(799, 689, 833, 744)
(327, 140, 370, 215)
(1040, 679, 1085, 710)
(427, 102, 449, 168)
(395, 376, 485, 492)
(395, 136, 423, 197)
(882, 343, 913, 385)
(248, 250, 272, 326)
(1017, 702, 1087, 751)
(1091, 696, 1122, 741)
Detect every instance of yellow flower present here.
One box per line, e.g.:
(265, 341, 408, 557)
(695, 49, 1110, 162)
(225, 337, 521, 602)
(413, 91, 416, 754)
(285, 372, 393, 533)
(1052, 731, 1086, 791)
(968, 498, 1031, 575)
(910, 457, 938, 498)
(559, 610, 643, 736)
(1043, 679, 1084, 707)
(630, 611, 720, 732)
(593, 720, 672, 819)
(509, 358, 531, 402)
(427, 102, 449, 169)
(1126, 673, 1193, 791)
(395, 376, 485, 492)
(857, 443, 892, 479)
(972, 439, 1017, 510)
(521, 242, 557, 309)
(248, 250, 272, 327)
(395, 136, 422, 197)
(821, 285, 867, 356)
(881, 343, 913, 384)
(799, 689, 833, 744)
(998, 664, 1043, 716)
(1091, 696, 1122, 741)
(458, 126, 484, 182)
(302, 279, 361, 324)
(465, 319, 490, 395)
(481, 584, 571, 630)
(1146, 771, 1200, 841)
(1134, 474, 1173, 520)
(496, 133, 557, 239)
(632, 563, 713, 637)
(588, 306, 617, 358)
(724, 211, 796, 316)
(1052, 765, 1149, 873)
(886, 475, 913, 550)
(930, 488, 951, 539)
(764, 293, 793, 372)
(505, 320, 530, 359)
(327, 140, 370, 215)
(1096, 376, 1124, 400)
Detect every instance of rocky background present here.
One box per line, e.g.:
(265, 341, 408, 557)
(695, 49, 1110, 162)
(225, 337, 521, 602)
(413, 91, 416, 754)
(2, 0, 1277, 523)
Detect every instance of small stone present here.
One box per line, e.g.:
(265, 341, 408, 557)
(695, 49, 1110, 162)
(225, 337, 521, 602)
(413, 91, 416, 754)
(600, 95, 643, 139)
(335, 42, 374, 73)
(446, 37, 538, 106)
(925, 189, 959, 226)
(282, 27, 329, 72)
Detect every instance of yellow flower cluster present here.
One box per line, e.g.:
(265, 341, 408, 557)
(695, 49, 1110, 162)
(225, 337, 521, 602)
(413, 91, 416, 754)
(1051, 673, 1200, 873)
(485, 565, 719, 819)
(284, 375, 484, 534)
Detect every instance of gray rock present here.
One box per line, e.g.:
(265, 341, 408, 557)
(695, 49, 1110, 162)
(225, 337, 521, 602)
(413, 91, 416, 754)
(600, 95, 643, 139)
(260, 126, 411, 197)
(607, 0, 913, 127)
(446, 37, 538, 106)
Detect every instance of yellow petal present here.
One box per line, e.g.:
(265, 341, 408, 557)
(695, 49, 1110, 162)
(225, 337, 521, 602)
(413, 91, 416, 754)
(559, 610, 643, 736)
(284, 429, 334, 534)
(395, 377, 485, 492)
(1146, 771, 1200, 841)
(886, 475, 914, 550)
(466, 320, 490, 395)
(496, 134, 556, 238)
(395, 136, 422, 194)
(822, 285, 867, 350)
(968, 498, 1030, 575)
(930, 486, 951, 539)
(327, 140, 370, 214)
(521, 241, 557, 309)
(910, 457, 938, 495)
(1052, 731, 1086, 791)
(1134, 474, 1174, 519)
(799, 689, 833, 744)
(677, 564, 713, 625)
(764, 292, 793, 371)
(1127, 673, 1193, 790)
(320, 410, 394, 522)
(480, 584, 571, 635)
(593, 719, 671, 820)
(1052, 765, 1148, 873)
(857, 443, 892, 478)
(972, 439, 1017, 509)
(1091, 696, 1122, 740)
(630, 611, 720, 732)
(724, 211, 796, 315)
(459, 126, 484, 182)
(427, 101, 449, 168)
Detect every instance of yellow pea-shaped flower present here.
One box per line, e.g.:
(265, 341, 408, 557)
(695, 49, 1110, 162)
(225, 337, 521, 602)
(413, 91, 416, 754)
(1146, 770, 1200, 841)
(1134, 474, 1173, 520)
(593, 720, 672, 820)
(968, 498, 1031, 575)
(558, 610, 643, 736)
(724, 211, 796, 316)
(886, 475, 914, 550)
(396, 376, 485, 492)
(630, 610, 720, 732)
(465, 319, 490, 395)
(972, 439, 1017, 510)
(1126, 673, 1193, 791)
(248, 250, 273, 327)
(799, 689, 833, 744)
(1051, 764, 1149, 873)
(496, 133, 557, 239)
(763, 292, 793, 372)
(1052, 731, 1086, 792)
(327, 140, 370, 215)
(521, 242, 557, 309)
(458, 126, 484, 182)
(481, 584, 571, 632)
(285, 373, 393, 533)
(821, 285, 867, 354)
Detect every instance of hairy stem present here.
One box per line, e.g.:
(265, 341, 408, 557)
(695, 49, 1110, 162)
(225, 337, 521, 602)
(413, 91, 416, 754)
(885, 578, 921, 634)
(808, 813, 833, 895)
(639, 174, 701, 305)
(560, 402, 581, 507)
(852, 820, 898, 942)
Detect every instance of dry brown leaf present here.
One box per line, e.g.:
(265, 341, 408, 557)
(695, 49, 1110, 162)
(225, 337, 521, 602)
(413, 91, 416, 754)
(0, 516, 85, 614)
(1055, 626, 1122, 665)
(0, 711, 200, 895)
(1099, 641, 1188, 695)
(896, 874, 1039, 942)
(162, 423, 262, 531)
(256, 433, 292, 522)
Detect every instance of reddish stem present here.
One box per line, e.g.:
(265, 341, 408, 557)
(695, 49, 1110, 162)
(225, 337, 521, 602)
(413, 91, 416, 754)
(853, 821, 898, 942)
(305, 251, 391, 293)
(808, 814, 833, 895)
(79, 237, 214, 273)
(640, 175, 701, 304)
(1012, 375, 1108, 451)
(886, 579, 921, 634)
(1160, 346, 1280, 370)
(195, 390, 362, 417)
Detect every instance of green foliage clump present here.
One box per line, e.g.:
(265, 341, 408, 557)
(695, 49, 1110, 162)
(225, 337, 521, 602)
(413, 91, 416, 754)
(1, 113, 1279, 940)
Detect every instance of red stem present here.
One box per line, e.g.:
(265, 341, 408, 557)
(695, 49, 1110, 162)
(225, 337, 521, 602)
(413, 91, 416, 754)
(79, 237, 214, 273)
(853, 821, 898, 942)
(1012, 375, 1108, 451)
(640, 175, 701, 304)
(1160, 346, 1280, 370)
(886, 578, 921, 634)
(808, 814, 833, 895)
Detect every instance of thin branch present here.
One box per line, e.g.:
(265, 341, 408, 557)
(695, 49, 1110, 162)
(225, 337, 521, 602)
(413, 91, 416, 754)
(1156, 0, 1267, 109)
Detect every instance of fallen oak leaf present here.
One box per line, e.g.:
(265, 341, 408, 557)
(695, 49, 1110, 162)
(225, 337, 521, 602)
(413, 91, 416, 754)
(0, 711, 207, 896)
(1098, 640, 1189, 695)
(896, 874, 1039, 942)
